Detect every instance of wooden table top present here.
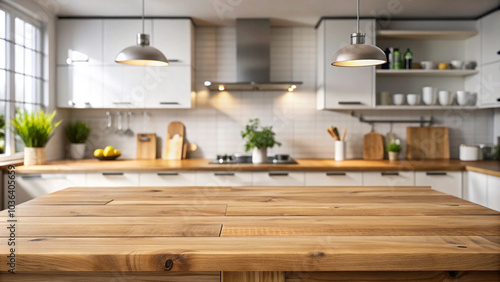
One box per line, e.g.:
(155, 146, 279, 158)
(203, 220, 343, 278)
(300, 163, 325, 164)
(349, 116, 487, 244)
(1, 185, 499, 274)
(13, 158, 500, 177)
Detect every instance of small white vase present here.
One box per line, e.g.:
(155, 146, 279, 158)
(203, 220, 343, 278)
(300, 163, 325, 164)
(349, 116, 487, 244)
(388, 151, 400, 161)
(69, 143, 86, 159)
(252, 147, 267, 164)
(24, 147, 46, 166)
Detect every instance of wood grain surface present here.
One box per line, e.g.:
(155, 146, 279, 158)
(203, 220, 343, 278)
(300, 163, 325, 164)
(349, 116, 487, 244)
(11, 159, 500, 177)
(1, 185, 499, 281)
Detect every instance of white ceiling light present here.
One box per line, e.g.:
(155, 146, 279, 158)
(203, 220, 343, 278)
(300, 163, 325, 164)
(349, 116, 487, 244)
(331, 0, 386, 67)
(115, 0, 169, 66)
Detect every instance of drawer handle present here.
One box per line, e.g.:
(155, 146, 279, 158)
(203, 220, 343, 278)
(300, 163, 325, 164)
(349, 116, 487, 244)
(269, 172, 289, 176)
(21, 175, 42, 179)
(102, 172, 124, 176)
(112, 102, 132, 105)
(157, 172, 179, 176)
(159, 102, 180, 105)
(326, 172, 346, 176)
(214, 172, 235, 176)
(426, 172, 447, 176)
(381, 172, 399, 176)
(338, 101, 362, 105)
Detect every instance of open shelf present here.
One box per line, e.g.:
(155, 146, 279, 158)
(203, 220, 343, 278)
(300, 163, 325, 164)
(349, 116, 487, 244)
(374, 105, 478, 110)
(376, 30, 478, 40)
(376, 69, 478, 77)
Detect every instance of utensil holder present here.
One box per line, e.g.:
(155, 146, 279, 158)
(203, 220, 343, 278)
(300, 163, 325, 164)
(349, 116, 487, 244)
(335, 141, 346, 161)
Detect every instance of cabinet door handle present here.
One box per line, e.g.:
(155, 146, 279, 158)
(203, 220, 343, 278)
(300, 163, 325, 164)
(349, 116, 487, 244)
(159, 102, 180, 105)
(21, 175, 42, 179)
(269, 172, 289, 176)
(214, 172, 235, 176)
(338, 101, 362, 105)
(497, 50, 500, 55)
(326, 172, 346, 176)
(497, 98, 500, 102)
(381, 172, 399, 176)
(157, 172, 179, 176)
(426, 172, 447, 176)
(102, 172, 124, 176)
(112, 102, 132, 105)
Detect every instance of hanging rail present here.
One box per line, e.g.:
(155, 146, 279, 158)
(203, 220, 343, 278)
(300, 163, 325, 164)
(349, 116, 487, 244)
(351, 111, 433, 127)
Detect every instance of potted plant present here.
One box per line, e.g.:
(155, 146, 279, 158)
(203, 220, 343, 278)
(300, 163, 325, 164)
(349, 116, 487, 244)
(241, 119, 281, 164)
(12, 110, 61, 165)
(387, 140, 402, 161)
(66, 120, 91, 159)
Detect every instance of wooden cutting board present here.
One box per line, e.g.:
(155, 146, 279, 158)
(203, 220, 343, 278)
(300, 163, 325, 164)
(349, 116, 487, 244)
(363, 131, 384, 160)
(407, 127, 450, 160)
(136, 133, 157, 160)
(163, 122, 185, 160)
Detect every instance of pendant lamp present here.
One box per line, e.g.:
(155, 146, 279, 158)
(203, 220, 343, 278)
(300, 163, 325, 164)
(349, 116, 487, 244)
(331, 0, 386, 67)
(115, 0, 169, 66)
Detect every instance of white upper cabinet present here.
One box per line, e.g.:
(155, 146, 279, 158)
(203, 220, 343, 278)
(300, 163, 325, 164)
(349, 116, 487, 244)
(317, 19, 375, 110)
(480, 10, 500, 65)
(480, 61, 500, 107)
(144, 65, 193, 108)
(153, 19, 194, 66)
(57, 19, 103, 65)
(103, 19, 153, 65)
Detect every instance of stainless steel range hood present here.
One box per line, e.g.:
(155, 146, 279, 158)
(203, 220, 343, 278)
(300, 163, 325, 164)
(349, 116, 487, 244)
(205, 19, 302, 92)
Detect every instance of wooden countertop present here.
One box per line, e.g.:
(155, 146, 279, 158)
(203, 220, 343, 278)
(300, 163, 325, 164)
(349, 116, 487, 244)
(13, 158, 500, 177)
(0, 185, 499, 281)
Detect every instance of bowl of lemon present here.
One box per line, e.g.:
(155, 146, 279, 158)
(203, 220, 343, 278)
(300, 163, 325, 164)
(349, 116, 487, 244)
(94, 146, 121, 160)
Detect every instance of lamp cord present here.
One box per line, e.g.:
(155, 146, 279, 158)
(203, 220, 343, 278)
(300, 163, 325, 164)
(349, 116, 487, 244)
(356, 0, 359, 33)
(142, 0, 145, 34)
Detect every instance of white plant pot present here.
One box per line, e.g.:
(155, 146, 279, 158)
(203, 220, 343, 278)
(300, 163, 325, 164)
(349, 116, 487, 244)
(69, 143, 86, 159)
(388, 151, 400, 161)
(24, 147, 46, 166)
(252, 147, 267, 164)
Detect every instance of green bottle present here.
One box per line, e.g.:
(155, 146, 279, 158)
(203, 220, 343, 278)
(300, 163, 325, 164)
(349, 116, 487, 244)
(404, 48, 413, 69)
(393, 48, 402, 69)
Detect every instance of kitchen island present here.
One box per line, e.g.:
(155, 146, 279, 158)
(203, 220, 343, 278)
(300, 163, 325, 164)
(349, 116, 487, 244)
(1, 185, 499, 281)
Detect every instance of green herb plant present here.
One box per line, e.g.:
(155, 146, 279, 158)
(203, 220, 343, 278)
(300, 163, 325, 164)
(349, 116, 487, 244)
(386, 141, 402, 153)
(66, 120, 91, 144)
(241, 119, 281, 152)
(12, 110, 61, 148)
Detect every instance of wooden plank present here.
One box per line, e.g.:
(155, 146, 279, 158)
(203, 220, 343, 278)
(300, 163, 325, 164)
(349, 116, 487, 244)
(223, 271, 284, 282)
(0, 223, 222, 237)
(0, 205, 227, 217)
(285, 271, 500, 281)
(0, 272, 220, 281)
(22, 199, 113, 205)
(226, 203, 500, 216)
(1, 236, 498, 272)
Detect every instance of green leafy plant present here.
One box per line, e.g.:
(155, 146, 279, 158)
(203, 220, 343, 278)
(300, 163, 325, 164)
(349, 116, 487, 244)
(241, 119, 281, 152)
(386, 141, 402, 153)
(66, 120, 91, 144)
(11, 110, 61, 148)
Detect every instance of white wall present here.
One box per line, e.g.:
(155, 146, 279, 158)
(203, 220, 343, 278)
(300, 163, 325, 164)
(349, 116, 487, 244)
(67, 26, 495, 160)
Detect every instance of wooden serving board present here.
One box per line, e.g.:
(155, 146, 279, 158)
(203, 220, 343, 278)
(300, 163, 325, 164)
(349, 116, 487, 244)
(136, 133, 157, 159)
(407, 127, 450, 160)
(363, 131, 384, 160)
(163, 121, 185, 160)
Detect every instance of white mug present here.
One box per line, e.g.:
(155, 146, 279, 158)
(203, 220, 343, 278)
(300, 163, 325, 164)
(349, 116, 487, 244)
(407, 94, 420, 105)
(422, 86, 436, 105)
(393, 94, 405, 105)
(438, 90, 452, 106)
(456, 91, 469, 106)
(421, 61, 435, 70)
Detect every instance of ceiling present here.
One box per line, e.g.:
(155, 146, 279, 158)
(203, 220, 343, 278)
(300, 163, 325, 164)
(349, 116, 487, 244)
(40, 0, 500, 26)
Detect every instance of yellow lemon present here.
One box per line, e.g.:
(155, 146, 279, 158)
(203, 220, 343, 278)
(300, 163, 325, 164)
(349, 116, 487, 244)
(114, 149, 121, 156)
(93, 149, 104, 157)
(103, 146, 115, 157)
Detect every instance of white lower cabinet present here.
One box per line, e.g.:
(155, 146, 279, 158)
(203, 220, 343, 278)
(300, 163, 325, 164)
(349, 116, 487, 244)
(415, 171, 462, 198)
(195, 172, 252, 187)
(86, 172, 139, 187)
(305, 172, 362, 186)
(487, 175, 500, 211)
(363, 171, 415, 186)
(139, 172, 196, 187)
(464, 172, 488, 207)
(3, 174, 86, 207)
(253, 172, 305, 186)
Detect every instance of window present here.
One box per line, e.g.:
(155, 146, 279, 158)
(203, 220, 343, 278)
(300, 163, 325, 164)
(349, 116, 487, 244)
(0, 4, 45, 159)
